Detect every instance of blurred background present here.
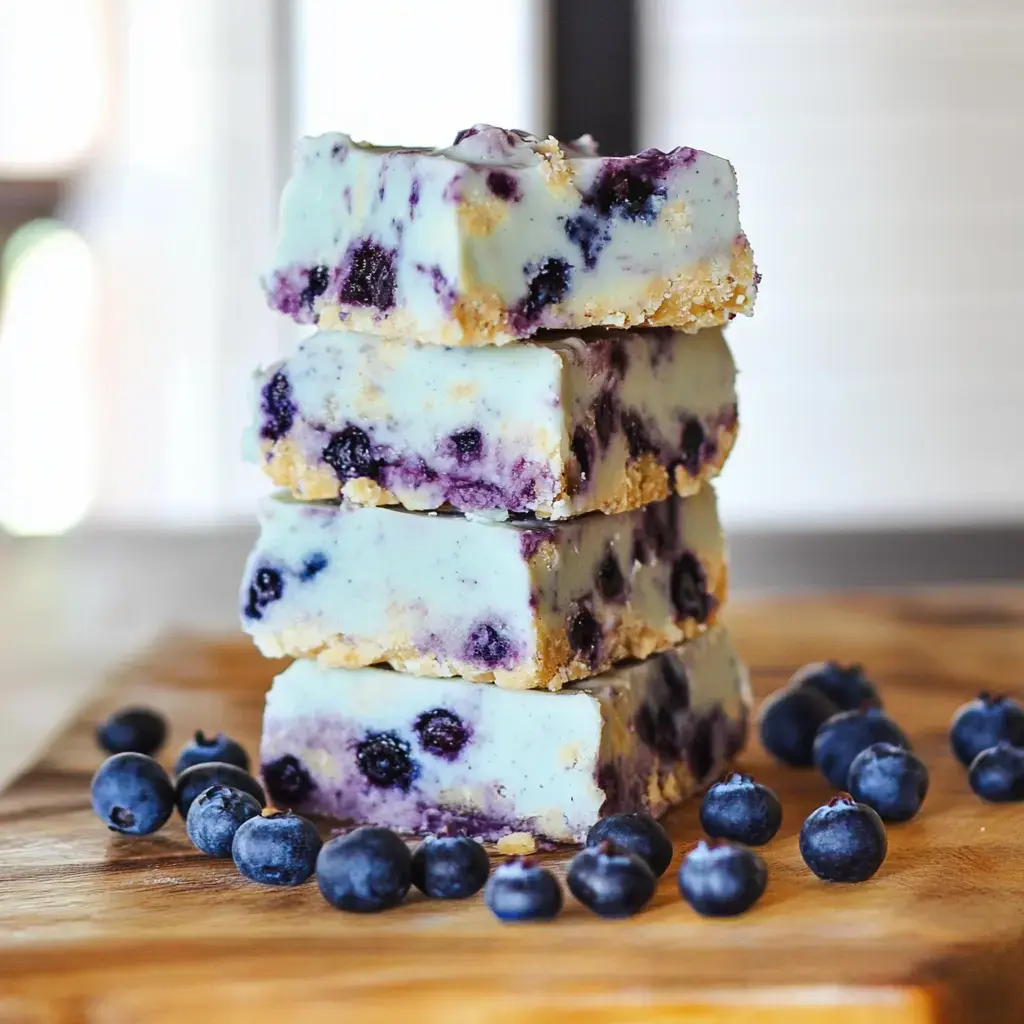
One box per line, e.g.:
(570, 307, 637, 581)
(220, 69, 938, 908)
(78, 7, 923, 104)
(0, 0, 1022, 575)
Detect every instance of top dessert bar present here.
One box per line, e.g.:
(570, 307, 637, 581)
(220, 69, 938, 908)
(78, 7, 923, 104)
(264, 124, 758, 346)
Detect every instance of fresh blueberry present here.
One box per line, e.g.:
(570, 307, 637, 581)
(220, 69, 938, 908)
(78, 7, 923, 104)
(355, 731, 418, 790)
(464, 622, 513, 669)
(678, 840, 768, 916)
(95, 706, 167, 756)
(185, 784, 262, 857)
(259, 371, 295, 442)
(411, 835, 490, 899)
(595, 548, 626, 603)
(316, 826, 412, 912)
(567, 605, 602, 668)
(232, 811, 321, 886)
(262, 754, 316, 806)
(567, 840, 656, 918)
(339, 238, 397, 310)
(813, 707, 911, 789)
(174, 731, 250, 776)
(621, 410, 654, 459)
(678, 418, 705, 476)
(968, 743, 1024, 802)
(670, 552, 710, 623)
(586, 813, 673, 877)
(570, 425, 594, 488)
(485, 858, 562, 922)
(699, 774, 782, 846)
(593, 390, 616, 450)
(175, 762, 266, 819)
(243, 565, 283, 620)
(322, 425, 379, 482)
(91, 753, 174, 836)
(950, 693, 1024, 767)
(792, 661, 881, 711)
(449, 428, 483, 464)
(758, 685, 839, 767)
(512, 257, 571, 330)
(414, 709, 470, 760)
(847, 743, 929, 822)
(800, 794, 887, 882)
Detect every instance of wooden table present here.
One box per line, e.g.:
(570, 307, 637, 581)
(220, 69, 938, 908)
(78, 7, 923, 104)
(1, 589, 1023, 1023)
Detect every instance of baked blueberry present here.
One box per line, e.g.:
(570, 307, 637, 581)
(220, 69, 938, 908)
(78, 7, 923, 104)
(758, 685, 838, 767)
(411, 835, 490, 899)
(567, 605, 602, 668)
(800, 794, 887, 882)
(792, 661, 881, 711)
(678, 840, 767, 916)
(485, 858, 562, 922)
(678, 418, 705, 476)
(847, 743, 929, 822)
(621, 410, 654, 458)
(485, 170, 521, 202)
(174, 762, 266, 819)
(300, 264, 330, 308)
(570, 425, 594, 487)
(317, 827, 412, 912)
(91, 753, 174, 836)
(670, 552, 709, 623)
(96, 706, 167, 757)
(513, 257, 571, 329)
(950, 693, 1024, 767)
(593, 390, 616, 450)
(595, 548, 626, 603)
(700, 774, 782, 846)
(813, 707, 910, 789)
(566, 841, 656, 918)
(322, 425, 379, 482)
(586, 813, 673, 877)
(262, 754, 315, 806)
(185, 784, 262, 857)
(355, 731, 418, 790)
(968, 742, 1024, 802)
(232, 811, 321, 886)
(174, 731, 250, 776)
(414, 709, 470, 760)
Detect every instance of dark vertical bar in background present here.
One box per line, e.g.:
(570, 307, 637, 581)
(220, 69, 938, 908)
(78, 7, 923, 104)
(549, 0, 639, 155)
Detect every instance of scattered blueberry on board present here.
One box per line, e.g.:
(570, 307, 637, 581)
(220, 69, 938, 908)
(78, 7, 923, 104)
(813, 706, 911, 789)
(566, 840, 656, 918)
(586, 813, 673, 877)
(316, 826, 412, 912)
(91, 753, 175, 836)
(95, 707, 167, 757)
(700, 774, 782, 846)
(174, 731, 250, 775)
(758, 685, 838, 768)
(485, 858, 563, 923)
(174, 762, 266, 819)
(411, 835, 490, 899)
(949, 693, 1024, 768)
(799, 794, 887, 883)
(232, 811, 322, 886)
(791, 661, 881, 711)
(186, 784, 263, 857)
(678, 840, 767, 917)
(968, 743, 1024, 803)
(847, 743, 929, 823)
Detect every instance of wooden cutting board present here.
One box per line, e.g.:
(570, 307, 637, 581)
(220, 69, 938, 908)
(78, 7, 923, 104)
(2, 590, 1023, 1024)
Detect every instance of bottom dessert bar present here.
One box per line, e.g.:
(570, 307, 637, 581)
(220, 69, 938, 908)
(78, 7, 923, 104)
(259, 625, 749, 844)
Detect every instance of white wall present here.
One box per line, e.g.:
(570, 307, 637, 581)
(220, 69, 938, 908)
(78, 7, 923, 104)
(642, 0, 1024, 529)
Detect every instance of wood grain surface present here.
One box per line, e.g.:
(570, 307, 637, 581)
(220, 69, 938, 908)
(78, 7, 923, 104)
(1, 589, 1023, 1024)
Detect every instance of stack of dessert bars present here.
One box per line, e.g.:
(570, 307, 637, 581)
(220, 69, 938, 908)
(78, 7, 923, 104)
(241, 124, 758, 850)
